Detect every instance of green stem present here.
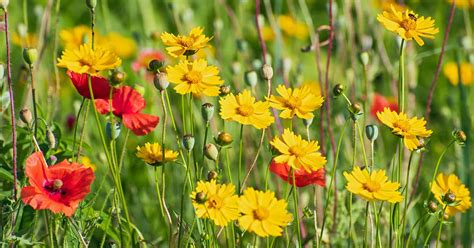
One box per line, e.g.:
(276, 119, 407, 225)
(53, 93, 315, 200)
(435, 206, 448, 248)
(373, 201, 382, 248)
(405, 213, 427, 248)
(363, 202, 369, 247)
(401, 152, 414, 247)
(292, 169, 302, 247)
(238, 124, 244, 192)
(28, 65, 38, 139)
(428, 140, 455, 198)
(398, 39, 405, 112)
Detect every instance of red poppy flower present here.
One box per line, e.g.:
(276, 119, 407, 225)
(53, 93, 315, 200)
(21, 152, 95, 217)
(370, 93, 398, 119)
(132, 49, 165, 72)
(269, 160, 326, 187)
(95, 86, 159, 136)
(67, 71, 111, 99)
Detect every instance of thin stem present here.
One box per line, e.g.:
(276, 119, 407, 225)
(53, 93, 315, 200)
(28, 65, 38, 138)
(398, 40, 406, 113)
(238, 124, 244, 192)
(373, 201, 382, 248)
(428, 140, 455, 199)
(76, 101, 91, 161)
(405, 213, 428, 248)
(72, 98, 85, 161)
(292, 169, 302, 247)
(154, 167, 166, 224)
(401, 152, 414, 247)
(363, 202, 369, 247)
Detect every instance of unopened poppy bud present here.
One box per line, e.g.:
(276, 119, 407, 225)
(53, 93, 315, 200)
(195, 192, 206, 203)
(452, 130, 467, 144)
(183, 134, 195, 151)
(216, 132, 233, 146)
(262, 64, 273, 80)
(359, 52, 369, 66)
(106, 122, 121, 140)
(219, 85, 231, 96)
(49, 155, 57, 164)
(0, 64, 4, 79)
(148, 59, 165, 72)
(46, 129, 56, 149)
(1, 0, 9, 9)
(245, 71, 258, 87)
(204, 143, 219, 161)
(207, 170, 218, 181)
(303, 117, 313, 127)
(333, 84, 344, 96)
(427, 201, 438, 213)
(365, 125, 379, 141)
(153, 72, 169, 91)
(231, 61, 241, 75)
(86, 0, 96, 9)
(23, 48, 38, 65)
(20, 108, 33, 127)
(53, 179, 63, 190)
(443, 191, 456, 204)
(110, 71, 126, 86)
(201, 103, 214, 122)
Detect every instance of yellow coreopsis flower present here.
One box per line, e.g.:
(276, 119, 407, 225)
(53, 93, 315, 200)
(12, 32, 38, 47)
(57, 44, 122, 75)
(167, 59, 223, 96)
(238, 187, 292, 237)
(80, 156, 96, 171)
(270, 129, 327, 172)
(431, 173, 472, 216)
(344, 166, 403, 203)
(161, 27, 211, 58)
(60, 25, 92, 49)
(267, 84, 324, 119)
(136, 142, 179, 165)
(377, 108, 432, 151)
(443, 62, 474, 86)
(191, 180, 239, 226)
(219, 90, 274, 129)
(99, 32, 137, 59)
(277, 15, 309, 40)
(377, 5, 439, 46)
(447, 0, 474, 8)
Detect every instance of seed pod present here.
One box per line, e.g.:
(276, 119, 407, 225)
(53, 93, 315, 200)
(86, 0, 96, 9)
(244, 71, 258, 87)
(110, 71, 126, 86)
(216, 132, 233, 146)
(201, 103, 214, 122)
(365, 125, 379, 141)
(183, 135, 195, 151)
(46, 129, 56, 149)
(333, 84, 344, 96)
(23, 48, 38, 65)
(359, 52, 369, 66)
(262, 64, 273, 81)
(219, 85, 231, 96)
(153, 72, 169, 91)
(105, 122, 121, 140)
(148, 59, 165, 72)
(207, 170, 218, 181)
(53, 179, 63, 190)
(19, 108, 33, 127)
(204, 143, 219, 161)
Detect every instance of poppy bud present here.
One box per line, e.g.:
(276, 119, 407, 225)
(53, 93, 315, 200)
(245, 71, 258, 87)
(46, 129, 56, 149)
(148, 59, 164, 72)
(452, 130, 467, 145)
(216, 132, 233, 146)
(262, 64, 273, 81)
(106, 122, 121, 140)
(183, 134, 195, 151)
(49, 155, 57, 165)
(204, 143, 219, 161)
(195, 192, 206, 203)
(427, 201, 438, 213)
(303, 117, 313, 127)
(231, 62, 241, 75)
(153, 72, 168, 92)
(201, 103, 214, 122)
(365, 125, 379, 141)
(1, 0, 9, 9)
(20, 108, 33, 127)
(333, 84, 344, 96)
(207, 170, 218, 181)
(219, 85, 231, 96)
(443, 191, 456, 204)
(349, 103, 363, 121)
(359, 52, 369, 66)
(0, 64, 4, 79)
(86, 0, 96, 9)
(23, 48, 38, 66)
(53, 179, 63, 190)
(110, 71, 126, 86)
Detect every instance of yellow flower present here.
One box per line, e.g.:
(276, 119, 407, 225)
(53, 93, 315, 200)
(136, 142, 179, 165)
(238, 187, 292, 237)
(377, 5, 439, 46)
(267, 85, 324, 119)
(262, 26, 276, 41)
(219, 90, 274, 129)
(191, 180, 239, 226)
(161, 27, 211, 57)
(277, 15, 308, 40)
(373, 0, 406, 11)
(60, 25, 91, 49)
(343, 166, 403, 203)
(98, 32, 137, 59)
(302, 80, 322, 97)
(270, 129, 326, 172)
(377, 108, 432, 151)
(166, 59, 223, 96)
(431, 173, 472, 216)
(80, 156, 96, 171)
(57, 44, 122, 75)
(443, 62, 474, 86)
(12, 32, 38, 47)
(447, 0, 474, 8)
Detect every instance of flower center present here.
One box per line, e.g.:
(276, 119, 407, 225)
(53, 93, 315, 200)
(284, 96, 300, 109)
(207, 195, 223, 209)
(400, 19, 416, 31)
(362, 181, 381, 192)
(43, 179, 65, 195)
(177, 37, 194, 48)
(184, 71, 203, 84)
(393, 120, 410, 133)
(236, 105, 254, 116)
(253, 208, 269, 221)
(289, 145, 304, 157)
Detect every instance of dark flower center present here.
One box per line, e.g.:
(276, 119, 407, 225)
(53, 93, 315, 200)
(44, 179, 66, 196)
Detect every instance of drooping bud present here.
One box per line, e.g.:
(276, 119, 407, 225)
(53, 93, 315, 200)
(244, 70, 258, 87)
(333, 84, 344, 96)
(219, 85, 231, 97)
(106, 122, 121, 140)
(359, 52, 369, 66)
(452, 130, 467, 145)
(1, 0, 9, 9)
(349, 103, 363, 121)
(365, 125, 379, 141)
(110, 71, 126, 86)
(262, 64, 273, 81)
(46, 129, 56, 149)
(427, 201, 438, 213)
(207, 170, 218, 181)
(204, 143, 219, 161)
(153, 72, 169, 91)
(183, 135, 195, 151)
(53, 179, 63, 190)
(23, 48, 38, 66)
(148, 59, 165, 72)
(19, 108, 33, 127)
(443, 191, 456, 204)
(201, 103, 214, 122)
(86, 0, 97, 9)
(216, 132, 233, 146)
(303, 117, 313, 127)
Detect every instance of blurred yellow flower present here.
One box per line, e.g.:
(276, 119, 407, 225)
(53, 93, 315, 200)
(99, 32, 137, 59)
(344, 166, 403, 203)
(219, 90, 274, 129)
(278, 15, 308, 40)
(268, 84, 324, 119)
(302, 80, 322, 97)
(377, 5, 439, 46)
(238, 187, 292, 237)
(262, 26, 275, 41)
(443, 62, 474, 86)
(447, 0, 474, 8)
(431, 173, 472, 216)
(161, 27, 211, 58)
(136, 142, 179, 165)
(60, 25, 91, 49)
(191, 180, 239, 226)
(57, 44, 122, 75)
(167, 59, 223, 96)
(80, 156, 96, 171)
(270, 128, 326, 172)
(377, 108, 432, 151)
(12, 32, 38, 47)
(373, 0, 405, 11)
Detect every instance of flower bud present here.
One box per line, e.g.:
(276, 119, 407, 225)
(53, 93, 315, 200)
(427, 201, 438, 213)
(19, 108, 33, 127)
(216, 132, 233, 146)
(207, 170, 218, 181)
(110, 71, 126, 86)
(201, 103, 214, 122)
(49, 155, 57, 165)
(244, 70, 258, 87)
(452, 130, 467, 145)
(148, 59, 165, 72)
(365, 125, 379, 141)
(262, 64, 273, 80)
(153, 72, 169, 91)
(46, 129, 56, 149)
(23, 48, 38, 66)
(219, 85, 231, 96)
(183, 134, 195, 151)
(442, 191, 456, 204)
(195, 192, 206, 203)
(106, 122, 121, 140)
(442, 213, 450, 221)
(150, 31, 161, 41)
(86, 0, 97, 9)
(303, 117, 313, 127)
(359, 52, 369, 66)
(0, 64, 4, 79)
(333, 84, 344, 96)
(1, 0, 9, 9)
(349, 103, 363, 121)
(204, 143, 219, 161)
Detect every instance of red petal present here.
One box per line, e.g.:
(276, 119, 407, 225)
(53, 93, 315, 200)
(94, 99, 112, 115)
(122, 113, 159, 136)
(25, 152, 49, 189)
(269, 160, 326, 187)
(112, 86, 146, 115)
(67, 71, 111, 99)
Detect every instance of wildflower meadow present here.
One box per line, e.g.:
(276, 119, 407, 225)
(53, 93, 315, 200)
(1, 0, 474, 247)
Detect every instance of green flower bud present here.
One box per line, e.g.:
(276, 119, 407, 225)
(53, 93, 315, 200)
(110, 71, 126, 86)
(204, 143, 219, 161)
(148, 59, 165, 72)
(427, 201, 438, 213)
(262, 64, 273, 81)
(216, 132, 233, 146)
(153, 72, 169, 91)
(207, 170, 218, 181)
(333, 84, 344, 96)
(443, 191, 456, 204)
(23, 48, 38, 65)
(195, 192, 206, 203)
(452, 130, 467, 145)
(365, 125, 379, 141)
(46, 129, 56, 149)
(201, 103, 214, 122)
(19, 108, 33, 127)
(359, 52, 369, 66)
(183, 134, 195, 151)
(219, 85, 231, 97)
(86, 0, 97, 9)
(106, 122, 121, 140)
(349, 103, 363, 121)
(245, 71, 258, 87)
